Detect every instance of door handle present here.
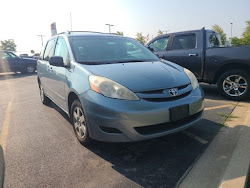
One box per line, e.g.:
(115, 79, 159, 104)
(189, 53, 198, 57)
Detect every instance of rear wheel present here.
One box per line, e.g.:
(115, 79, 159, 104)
(71, 100, 91, 145)
(24, 65, 35, 74)
(217, 69, 250, 101)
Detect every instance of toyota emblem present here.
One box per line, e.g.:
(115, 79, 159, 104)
(169, 88, 178, 96)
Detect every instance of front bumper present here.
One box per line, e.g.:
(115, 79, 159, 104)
(79, 86, 204, 142)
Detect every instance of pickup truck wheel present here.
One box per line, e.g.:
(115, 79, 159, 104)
(25, 65, 35, 74)
(71, 100, 92, 145)
(217, 70, 250, 101)
(39, 85, 51, 105)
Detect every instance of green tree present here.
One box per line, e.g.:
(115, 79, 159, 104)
(212, 25, 227, 45)
(231, 37, 242, 46)
(157, 30, 163, 36)
(135, 33, 146, 45)
(116, 31, 124, 36)
(241, 20, 250, 45)
(0, 39, 17, 52)
(30, 50, 35, 54)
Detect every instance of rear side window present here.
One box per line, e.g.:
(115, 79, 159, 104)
(43, 39, 56, 61)
(148, 37, 169, 52)
(206, 32, 222, 48)
(172, 34, 196, 50)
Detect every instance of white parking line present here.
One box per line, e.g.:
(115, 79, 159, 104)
(204, 99, 230, 103)
(0, 102, 12, 153)
(204, 104, 234, 111)
(182, 130, 208, 144)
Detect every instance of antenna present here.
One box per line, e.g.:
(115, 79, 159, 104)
(70, 12, 72, 31)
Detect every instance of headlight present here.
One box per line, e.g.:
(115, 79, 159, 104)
(184, 68, 198, 90)
(89, 75, 139, 100)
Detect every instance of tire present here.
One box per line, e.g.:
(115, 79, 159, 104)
(24, 65, 35, 74)
(71, 100, 92, 145)
(39, 84, 51, 105)
(217, 69, 250, 101)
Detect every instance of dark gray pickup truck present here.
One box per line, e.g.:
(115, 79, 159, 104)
(146, 28, 250, 100)
(0, 50, 37, 74)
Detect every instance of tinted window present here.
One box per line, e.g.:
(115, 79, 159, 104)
(172, 34, 196, 50)
(2, 52, 18, 59)
(148, 37, 169, 52)
(43, 39, 56, 61)
(54, 38, 69, 65)
(70, 36, 158, 64)
(206, 32, 222, 48)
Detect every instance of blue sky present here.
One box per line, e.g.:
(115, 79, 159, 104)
(0, 0, 249, 54)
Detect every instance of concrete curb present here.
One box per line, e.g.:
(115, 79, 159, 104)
(178, 101, 250, 188)
(0, 146, 4, 188)
(219, 102, 250, 188)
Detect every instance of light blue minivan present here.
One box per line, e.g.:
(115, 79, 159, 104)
(37, 31, 204, 145)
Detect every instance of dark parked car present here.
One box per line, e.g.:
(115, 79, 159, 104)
(19, 54, 29, 58)
(37, 31, 204, 145)
(0, 50, 37, 73)
(146, 28, 250, 100)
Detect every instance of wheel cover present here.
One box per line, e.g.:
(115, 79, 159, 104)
(73, 107, 86, 139)
(27, 66, 34, 73)
(223, 75, 248, 97)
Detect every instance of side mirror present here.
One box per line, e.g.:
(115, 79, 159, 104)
(49, 56, 64, 67)
(147, 46, 154, 52)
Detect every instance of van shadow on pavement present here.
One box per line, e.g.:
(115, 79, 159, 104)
(0, 145, 5, 188)
(84, 119, 222, 188)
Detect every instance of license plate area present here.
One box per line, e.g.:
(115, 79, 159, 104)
(170, 104, 189, 122)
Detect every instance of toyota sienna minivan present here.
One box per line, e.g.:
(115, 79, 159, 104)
(37, 31, 204, 145)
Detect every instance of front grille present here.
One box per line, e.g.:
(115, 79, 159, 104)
(136, 84, 192, 102)
(134, 111, 202, 135)
(138, 84, 189, 94)
(143, 91, 191, 102)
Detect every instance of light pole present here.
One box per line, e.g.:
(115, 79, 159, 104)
(37, 35, 45, 46)
(164, 30, 170, 34)
(105, 24, 114, 33)
(230, 23, 233, 40)
(70, 12, 72, 31)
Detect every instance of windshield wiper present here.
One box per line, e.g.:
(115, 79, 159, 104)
(116, 60, 146, 63)
(78, 61, 117, 65)
(78, 60, 154, 65)
(78, 62, 101, 65)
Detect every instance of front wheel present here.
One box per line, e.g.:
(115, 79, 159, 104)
(71, 100, 92, 145)
(217, 70, 250, 101)
(39, 85, 51, 105)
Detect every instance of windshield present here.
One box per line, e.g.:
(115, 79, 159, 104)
(69, 36, 159, 64)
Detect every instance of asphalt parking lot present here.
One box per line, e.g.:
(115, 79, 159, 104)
(0, 73, 240, 188)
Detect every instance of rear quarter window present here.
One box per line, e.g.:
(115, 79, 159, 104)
(172, 34, 196, 50)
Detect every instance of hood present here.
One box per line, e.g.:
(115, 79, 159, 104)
(83, 61, 190, 92)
